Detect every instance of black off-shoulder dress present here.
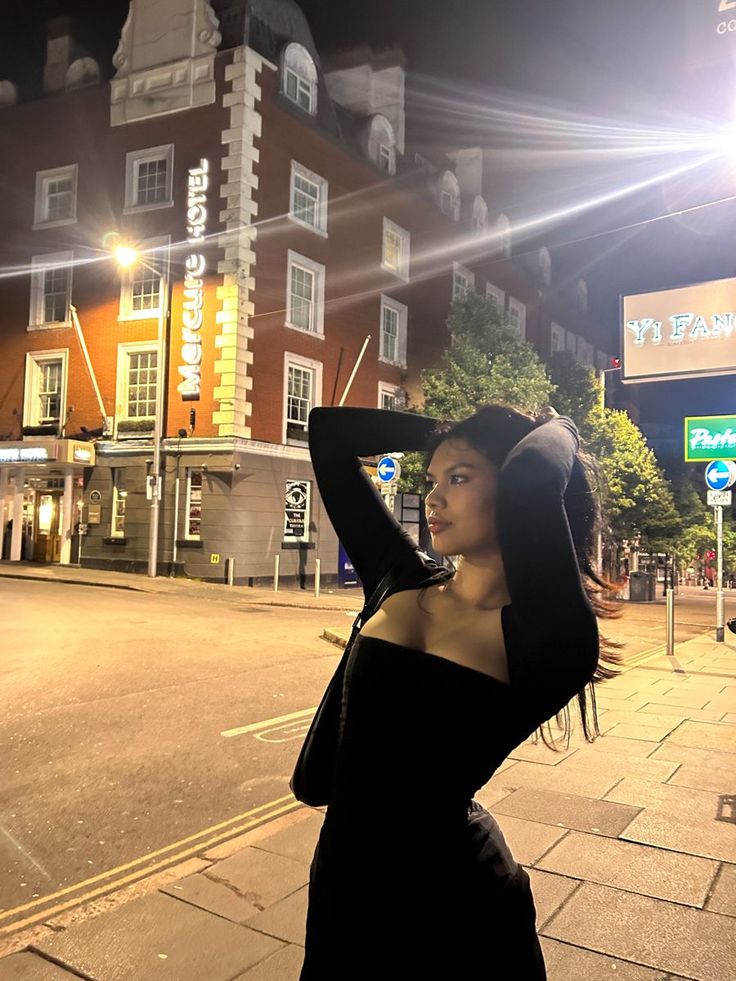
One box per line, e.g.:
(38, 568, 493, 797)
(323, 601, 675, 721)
(299, 407, 599, 980)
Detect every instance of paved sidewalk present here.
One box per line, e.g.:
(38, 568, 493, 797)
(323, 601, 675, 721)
(1, 593, 734, 979)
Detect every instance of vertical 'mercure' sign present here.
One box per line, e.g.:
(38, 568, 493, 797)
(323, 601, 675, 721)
(178, 159, 209, 401)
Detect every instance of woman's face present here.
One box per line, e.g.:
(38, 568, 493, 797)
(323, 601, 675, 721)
(425, 438, 500, 557)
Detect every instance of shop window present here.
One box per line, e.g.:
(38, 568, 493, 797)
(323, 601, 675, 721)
(381, 218, 410, 281)
(29, 252, 73, 328)
(282, 43, 317, 114)
(289, 161, 328, 234)
(286, 250, 325, 335)
(185, 470, 202, 540)
(284, 353, 322, 444)
(23, 350, 67, 431)
(379, 295, 408, 368)
(124, 144, 174, 211)
(111, 469, 127, 538)
(34, 164, 78, 228)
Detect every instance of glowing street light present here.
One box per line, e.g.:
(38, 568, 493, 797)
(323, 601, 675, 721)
(114, 244, 139, 269)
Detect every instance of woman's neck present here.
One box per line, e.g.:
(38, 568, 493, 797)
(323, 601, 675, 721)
(443, 550, 511, 611)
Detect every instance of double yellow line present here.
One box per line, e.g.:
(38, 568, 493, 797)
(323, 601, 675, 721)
(1, 795, 304, 935)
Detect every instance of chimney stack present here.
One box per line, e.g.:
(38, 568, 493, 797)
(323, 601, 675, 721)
(43, 17, 73, 94)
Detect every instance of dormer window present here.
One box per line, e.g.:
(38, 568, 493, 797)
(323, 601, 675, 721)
(368, 115, 396, 176)
(282, 43, 317, 115)
(439, 171, 460, 221)
(471, 195, 488, 235)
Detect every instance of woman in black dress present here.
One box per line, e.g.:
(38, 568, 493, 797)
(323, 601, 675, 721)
(298, 402, 619, 980)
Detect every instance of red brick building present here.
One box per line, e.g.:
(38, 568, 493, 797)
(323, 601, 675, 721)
(0, 0, 616, 584)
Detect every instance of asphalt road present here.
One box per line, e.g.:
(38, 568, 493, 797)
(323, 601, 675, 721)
(0, 579, 732, 930)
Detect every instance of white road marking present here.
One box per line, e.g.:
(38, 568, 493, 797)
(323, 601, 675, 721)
(221, 707, 317, 738)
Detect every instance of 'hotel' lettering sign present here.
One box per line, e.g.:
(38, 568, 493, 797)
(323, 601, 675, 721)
(621, 278, 736, 384)
(178, 159, 209, 402)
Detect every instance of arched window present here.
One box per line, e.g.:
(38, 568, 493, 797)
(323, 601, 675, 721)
(282, 43, 318, 115)
(576, 278, 588, 313)
(66, 57, 100, 90)
(368, 115, 396, 175)
(471, 195, 488, 235)
(439, 171, 460, 222)
(538, 247, 552, 286)
(496, 214, 512, 257)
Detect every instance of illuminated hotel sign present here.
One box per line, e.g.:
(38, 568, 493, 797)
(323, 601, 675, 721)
(178, 159, 209, 402)
(685, 415, 736, 462)
(621, 278, 736, 384)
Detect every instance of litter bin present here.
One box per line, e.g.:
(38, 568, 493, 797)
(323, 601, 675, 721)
(629, 570, 654, 602)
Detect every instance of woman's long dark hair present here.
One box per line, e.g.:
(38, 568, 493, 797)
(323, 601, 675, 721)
(422, 403, 624, 750)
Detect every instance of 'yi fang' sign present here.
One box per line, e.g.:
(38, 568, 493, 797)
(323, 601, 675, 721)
(621, 278, 736, 384)
(177, 159, 209, 402)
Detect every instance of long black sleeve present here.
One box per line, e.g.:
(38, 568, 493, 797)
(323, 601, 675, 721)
(496, 417, 599, 704)
(308, 406, 440, 599)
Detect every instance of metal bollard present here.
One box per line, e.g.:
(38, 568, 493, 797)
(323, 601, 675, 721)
(274, 554, 280, 592)
(227, 557, 235, 587)
(666, 587, 674, 657)
(315, 557, 321, 599)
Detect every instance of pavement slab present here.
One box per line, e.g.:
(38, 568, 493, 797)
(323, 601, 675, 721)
(0, 954, 79, 980)
(507, 740, 579, 766)
(493, 787, 642, 837)
(31, 891, 284, 981)
(607, 777, 736, 862)
(648, 743, 736, 769)
(526, 868, 580, 929)
(248, 813, 323, 866)
(481, 759, 622, 799)
(705, 862, 736, 916)
(607, 721, 684, 742)
(666, 761, 735, 794)
(235, 944, 304, 980)
(663, 720, 736, 753)
(536, 830, 718, 906)
(644, 692, 710, 709)
(542, 881, 736, 981)
(567, 734, 660, 758)
(491, 815, 568, 865)
(637, 703, 724, 722)
(540, 938, 680, 981)
(202, 845, 309, 911)
(243, 884, 308, 946)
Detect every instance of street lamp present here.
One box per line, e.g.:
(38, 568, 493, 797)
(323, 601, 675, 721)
(113, 242, 170, 578)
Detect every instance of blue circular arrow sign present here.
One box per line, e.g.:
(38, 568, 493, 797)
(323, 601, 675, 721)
(705, 460, 736, 491)
(376, 456, 399, 482)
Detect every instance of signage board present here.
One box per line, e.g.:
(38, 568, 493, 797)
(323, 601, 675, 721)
(621, 278, 736, 384)
(685, 415, 736, 461)
(705, 460, 736, 490)
(708, 490, 733, 506)
(178, 158, 209, 403)
(376, 456, 401, 482)
(284, 479, 310, 542)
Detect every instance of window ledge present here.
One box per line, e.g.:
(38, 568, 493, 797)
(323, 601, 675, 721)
(378, 355, 407, 369)
(285, 321, 325, 338)
(176, 538, 203, 549)
(122, 201, 175, 215)
(287, 214, 328, 238)
(118, 311, 162, 322)
(32, 217, 77, 231)
(380, 262, 410, 283)
(27, 321, 72, 332)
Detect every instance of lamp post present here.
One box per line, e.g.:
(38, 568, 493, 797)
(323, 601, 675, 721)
(114, 244, 170, 578)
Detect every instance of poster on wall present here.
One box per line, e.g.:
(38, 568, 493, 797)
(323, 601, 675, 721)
(284, 480, 310, 542)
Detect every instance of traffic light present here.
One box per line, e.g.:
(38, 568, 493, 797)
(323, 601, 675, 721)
(706, 550, 716, 561)
(610, 357, 621, 369)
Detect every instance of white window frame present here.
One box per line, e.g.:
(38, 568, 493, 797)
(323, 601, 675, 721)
(124, 144, 174, 213)
(185, 469, 202, 541)
(439, 171, 460, 222)
(33, 164, 78, 229)
(507, 297, 527, 340)
(111, 469, 127, 539)
(381, 218, 410, 282)
(550, 322, 566, 354)
(379, 143, 395, 175)
(283, 352, 323, 445)
(566, 330, 578, 357)
(485, 282, 505, 311)
(289, 161, 328, 236)
(378, 381, 404, 410)
(379, 295, 408, 369)
(452, 262, 475, 302)
(472, 195, 488, 235)
(29, 252, 73, 329)
(286, 250, 325, 337)
(115, 341, 158, 438)
(23, 349, 68, 430)
(282, 43, 317, 115)
(118, 236, 169, 322)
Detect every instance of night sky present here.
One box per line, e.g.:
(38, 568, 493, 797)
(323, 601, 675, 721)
(4, 1, 736, 426)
